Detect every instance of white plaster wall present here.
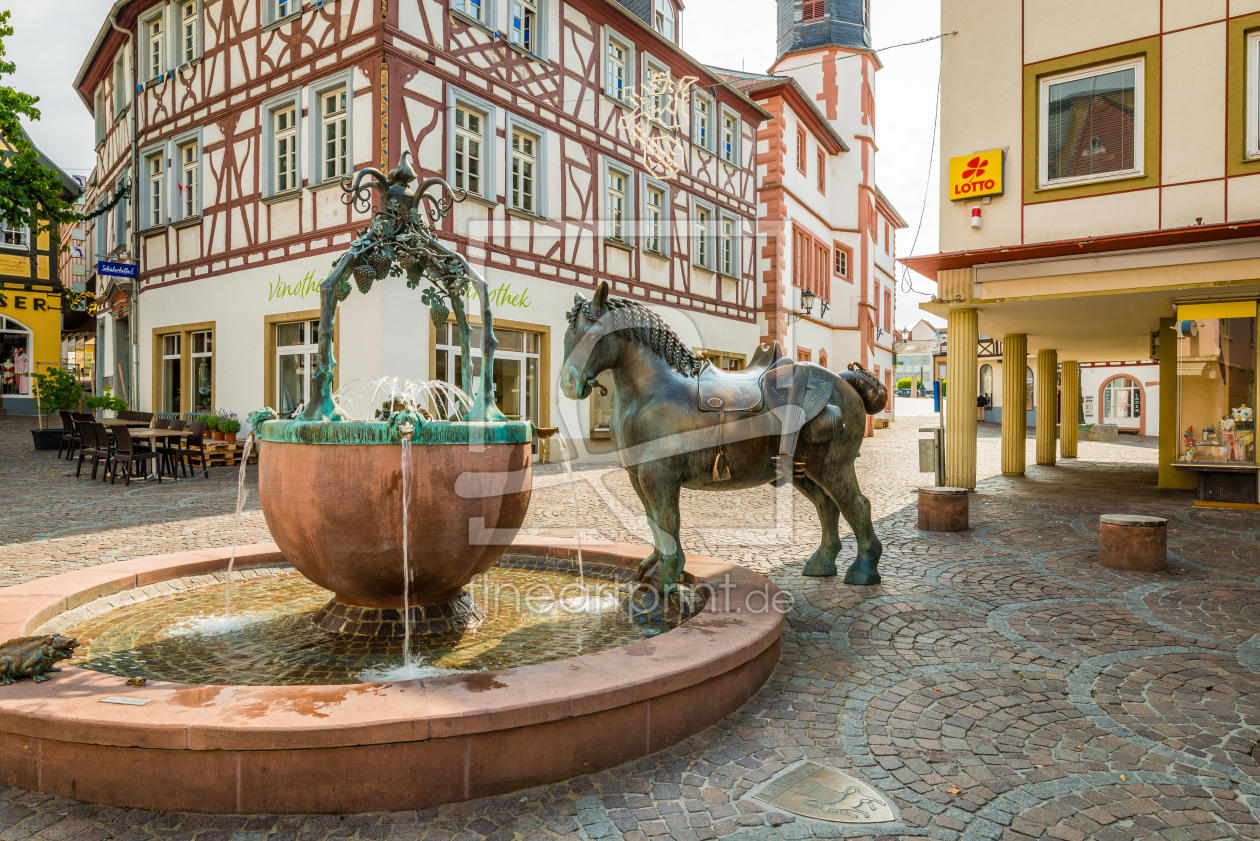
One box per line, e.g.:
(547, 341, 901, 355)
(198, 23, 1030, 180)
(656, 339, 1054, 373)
(1163, 0, 1226, 31)
(1080, 363, 1160, 433)
(1023, 190, 1161, 242)
(939, 0, 1023, 253)
(1226, 172, 1260, 221)
(1231, 0, 1260, 15)
(1023, 0, 1160, 63)
(1162, 180, 1227, 228)
(1162, 23, 1227, 186)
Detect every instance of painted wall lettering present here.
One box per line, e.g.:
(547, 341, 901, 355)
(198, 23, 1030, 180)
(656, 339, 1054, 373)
(268, 271, 321, 301)
(467, 283, 532, 309)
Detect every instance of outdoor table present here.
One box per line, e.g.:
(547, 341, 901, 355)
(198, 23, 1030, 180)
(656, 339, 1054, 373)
(99, 419, 151, 427)
(126, 428, 187, 482)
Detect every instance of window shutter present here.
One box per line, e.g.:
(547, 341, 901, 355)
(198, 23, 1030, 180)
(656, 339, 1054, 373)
(802, 0, 824, 22)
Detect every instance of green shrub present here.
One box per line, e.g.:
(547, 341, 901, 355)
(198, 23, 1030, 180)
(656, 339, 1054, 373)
(85, 387, 127, 413)
(219, 417, 241, 434)
(204, 414, 220, 430)
(896, 377, 911, 390)
(32, 367, 82, 416)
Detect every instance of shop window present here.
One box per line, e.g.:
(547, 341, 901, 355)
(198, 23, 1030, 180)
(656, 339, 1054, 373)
(980, 364, 993, 403)
(0, 315, 32, 396)
(1175, 308, 1257, 466)
(1039, 58, 1143, 188)
(191, 331, 212, 413)
(161, 333, 181, 414)
(1025, 366, 1034, 411)
(435, 321, 542, 452)
(276, 319, 319, 418)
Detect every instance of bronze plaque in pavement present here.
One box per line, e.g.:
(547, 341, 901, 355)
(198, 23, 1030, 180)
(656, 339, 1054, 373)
(752, 762, 896, 823)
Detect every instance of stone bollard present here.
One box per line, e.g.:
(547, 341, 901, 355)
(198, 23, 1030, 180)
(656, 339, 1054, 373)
(1098, 514, 1168, 572)
(917, 487, 969, 532)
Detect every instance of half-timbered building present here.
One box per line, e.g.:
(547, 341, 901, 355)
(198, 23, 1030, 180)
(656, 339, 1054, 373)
(718, 0, 906, 432)
(74, 0, 767, 459)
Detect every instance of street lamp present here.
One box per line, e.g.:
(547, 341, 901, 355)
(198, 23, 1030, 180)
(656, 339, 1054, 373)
(787, 288, 816, 323)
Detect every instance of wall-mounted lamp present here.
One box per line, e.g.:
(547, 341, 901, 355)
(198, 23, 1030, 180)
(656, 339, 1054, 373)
(787, 288, 816, 324)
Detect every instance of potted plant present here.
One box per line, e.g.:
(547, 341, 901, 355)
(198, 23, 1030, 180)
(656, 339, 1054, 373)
(85, 387, 127, 418)
(31, 367, 83, 450)
(220, 415, 241, 443)
(205, 413, 221, 440)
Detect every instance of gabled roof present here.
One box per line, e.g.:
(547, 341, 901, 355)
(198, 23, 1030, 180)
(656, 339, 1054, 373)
(0, 127, 82, 200)
(710, 67, 848, 155)
(871, 184, 908, 229)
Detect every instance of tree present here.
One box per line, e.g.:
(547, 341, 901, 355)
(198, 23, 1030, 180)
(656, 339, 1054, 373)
(896, 377, 911, 391)
(0, 11, 80, 239)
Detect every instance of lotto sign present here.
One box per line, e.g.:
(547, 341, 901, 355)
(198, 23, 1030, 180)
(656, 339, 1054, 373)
(948, 149, 1004, 201)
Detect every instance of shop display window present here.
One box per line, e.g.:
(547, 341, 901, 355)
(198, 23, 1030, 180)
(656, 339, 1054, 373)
(1, 316, 31, 395)
(1176, 313, 1257, 465)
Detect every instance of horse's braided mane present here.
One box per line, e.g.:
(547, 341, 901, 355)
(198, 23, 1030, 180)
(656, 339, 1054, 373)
(567, 294, 704, 378)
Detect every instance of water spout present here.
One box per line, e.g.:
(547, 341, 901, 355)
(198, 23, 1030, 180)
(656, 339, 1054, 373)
(556, 435, 587, 603)
(223, 433, 256, 617)
(399, 420, 416, 667)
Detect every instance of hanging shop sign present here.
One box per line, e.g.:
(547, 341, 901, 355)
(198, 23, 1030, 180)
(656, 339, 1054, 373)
(97, 260, 138, 280)
(948, 149, 1004, 201)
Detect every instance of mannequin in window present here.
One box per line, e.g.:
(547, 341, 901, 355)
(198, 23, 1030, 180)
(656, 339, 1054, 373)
(1, 351, 13, 393)
(14, 347, 28, 394)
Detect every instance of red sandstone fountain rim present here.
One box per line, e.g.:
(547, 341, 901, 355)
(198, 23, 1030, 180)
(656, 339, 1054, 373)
(0, 537, 783, 813)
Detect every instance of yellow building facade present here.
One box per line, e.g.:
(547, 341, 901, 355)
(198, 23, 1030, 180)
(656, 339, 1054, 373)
(903, 1, 1260, 504)
(0, 230, 66, 415)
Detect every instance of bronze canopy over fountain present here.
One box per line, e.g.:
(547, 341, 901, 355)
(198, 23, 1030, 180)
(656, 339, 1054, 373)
(249, 153, 534, 631)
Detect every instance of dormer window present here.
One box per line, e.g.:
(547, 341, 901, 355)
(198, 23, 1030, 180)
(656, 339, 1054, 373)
(654, 0, 675, 41)
(803, 0, 825, 22)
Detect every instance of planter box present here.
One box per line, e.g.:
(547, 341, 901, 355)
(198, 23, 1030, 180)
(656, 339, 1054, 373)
(30, 428, 62, 450)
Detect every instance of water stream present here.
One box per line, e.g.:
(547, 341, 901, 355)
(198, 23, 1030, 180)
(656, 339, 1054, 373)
(223, 433, 256, 618)
(555, 435, 590, 609)
(400, 431, 414, 667)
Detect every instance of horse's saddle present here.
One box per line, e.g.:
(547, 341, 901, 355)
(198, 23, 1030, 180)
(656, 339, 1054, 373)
(696, 342, 832, 424)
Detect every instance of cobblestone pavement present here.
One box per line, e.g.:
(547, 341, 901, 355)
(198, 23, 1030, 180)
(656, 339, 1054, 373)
(3, 403, 1260, 841)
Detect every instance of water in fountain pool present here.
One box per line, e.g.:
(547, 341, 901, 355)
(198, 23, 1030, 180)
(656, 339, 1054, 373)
(222, 432, 256, 618)
(61, 562, 695, 686)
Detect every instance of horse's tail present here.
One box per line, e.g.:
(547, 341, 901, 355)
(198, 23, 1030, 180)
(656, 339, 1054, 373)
(839, 363, 888, 415)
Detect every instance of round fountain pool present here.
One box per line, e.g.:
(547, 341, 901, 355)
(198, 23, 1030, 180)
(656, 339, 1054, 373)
(0, 539, 783, 815)
(50, 557, 695, 686)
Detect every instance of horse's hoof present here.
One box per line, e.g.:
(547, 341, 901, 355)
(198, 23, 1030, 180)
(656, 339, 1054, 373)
(802, 559, 837, 577)
(843, 564, 881, 586)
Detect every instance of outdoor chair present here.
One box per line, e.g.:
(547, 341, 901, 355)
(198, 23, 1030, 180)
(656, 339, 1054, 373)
(74, 421, 104, 479)
(57, 411, 80, 460)
(138, 412, 154, 423)
(87, 422, 115, 480)
(174, 421, 211, 479)
(109, 426, 161, 486)
(153, 417, 170, 429)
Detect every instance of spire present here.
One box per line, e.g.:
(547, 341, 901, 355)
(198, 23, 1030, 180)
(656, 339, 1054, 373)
(775, 0, 870, 65)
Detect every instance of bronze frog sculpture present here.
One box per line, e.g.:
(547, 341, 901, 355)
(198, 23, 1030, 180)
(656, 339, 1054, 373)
(0, 635, 78, 685)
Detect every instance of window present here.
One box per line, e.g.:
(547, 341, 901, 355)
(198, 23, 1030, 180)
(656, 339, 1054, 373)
(721, 111, 738, 164)
(448, 90, 495, 201)
(834, 243, 850, 279)
(113, 53, 127, 116)
(181, 1, 199, 64)
(146, 13, 164, 81)
(644, 61, 671, 124)
(276, 320, 319, 418)
(817, 150, 826, 192)
(604, 28, 634, 104)
(645, 185, 664, 254)
(654, 0, 675, 41)
(511, 128, 537, 214)
(884, 221, 890, 253)
(802, 0, 824, 21)
(511, 0, 537, 54)
(607, 168, 627, 242)
(320, 87, 348, 182)
(0, 221, 28, 249)
(436, 322, 543, 452)
(94, 88, 106, 145)
(273, 104, 298, 193)
(0, 316, 32, 396)
(161, 334, 181, 415)
(797, 348, 811, 363)
(178, 139, 199, 219)
(146, 151, 164, 228)
(693, 94, 712, 151)
(796, 127, 806, 172)
(1025, 366, 1035, 411)
(980, 365, 994, 402)
(1248, 32, 1260, 159)
(793, 224, 830, 302)
(272, 0, 298, 21)
(693, 201, 713, 269)
(94, 203, 107, 256)
(114, 171, 129, 248)
(719, 215, 736, 276)
(1039, 58, 1142, 188)
(883, 289, 892, 331)
(453, 0, 486, 23)
(190, 331, 212, 412)
(1175, 310, 1258, 465)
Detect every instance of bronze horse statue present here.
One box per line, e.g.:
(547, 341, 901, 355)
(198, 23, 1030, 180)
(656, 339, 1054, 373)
(560, 281, 888, 590)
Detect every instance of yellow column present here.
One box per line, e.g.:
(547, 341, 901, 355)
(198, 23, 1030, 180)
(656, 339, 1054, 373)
(1001, 334, 1027, 476)
(945, 308, 978, 489)
(1061, 361, 1080, 458)
(1036, 349, 1058, 466)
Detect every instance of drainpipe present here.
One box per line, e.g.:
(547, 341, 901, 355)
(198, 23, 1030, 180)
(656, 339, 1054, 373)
(109, 10, 140, 410)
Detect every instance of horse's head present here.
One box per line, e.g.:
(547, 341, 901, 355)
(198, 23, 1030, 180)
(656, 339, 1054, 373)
(561, 281, 618, 400)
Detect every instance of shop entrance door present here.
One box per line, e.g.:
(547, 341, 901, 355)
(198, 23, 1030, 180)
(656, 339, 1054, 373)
(1103, 377, 1140, 430)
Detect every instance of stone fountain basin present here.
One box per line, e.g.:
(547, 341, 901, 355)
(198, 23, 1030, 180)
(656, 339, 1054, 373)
(0, 539, 783, 814)
(256, 420, 533, 606)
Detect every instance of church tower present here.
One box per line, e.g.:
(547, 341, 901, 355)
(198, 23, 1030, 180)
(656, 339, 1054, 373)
(776, 0, 870, 65)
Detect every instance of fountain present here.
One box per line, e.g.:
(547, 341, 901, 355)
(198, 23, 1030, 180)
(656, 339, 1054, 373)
(0, 155, 786, 815)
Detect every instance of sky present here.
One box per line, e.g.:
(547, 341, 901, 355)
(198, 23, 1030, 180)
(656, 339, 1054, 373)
(5, 0, 944, 329)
